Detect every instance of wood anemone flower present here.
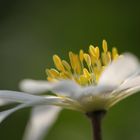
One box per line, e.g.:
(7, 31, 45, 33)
(0, 40, 140, 140)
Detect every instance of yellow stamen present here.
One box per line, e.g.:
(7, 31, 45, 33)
(46, 40, 119, 86)
(62, 60, 71, 72)
(53, 55, 65, 71)
(89, 45, 96, 56)
(84, 53, 91, 67)
(112, 47, 119, 60)
(73, 54, 81, 74)
(46, 69, 59, 78)
(83, 68, 91, 80)
(60, 71, 72, 79)
(95, 47, 100, 59)
(69, 52, 75, 70)
(79, 50, 84, 62)
(102, 40, 108, 53)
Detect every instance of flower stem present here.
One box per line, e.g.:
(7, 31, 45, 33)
(86, 110, 106, 140)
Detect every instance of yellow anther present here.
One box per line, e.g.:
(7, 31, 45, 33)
(84, 53, 91, 66)
(73, 54, 81, 74)
(53, 55, 65, 71)
(89, 45, 95, 52)
(95, 47, 100, 59)
(62, 60, 71, 72)
(60, 71, 71, 79)
(83, 68, 91, 79)
(102, 40, 108, 53)
(89, 45, 100, 60)
(89, 45, 96, 56)
(107, 52, 111, 63)
(47, 69, 59, 78)
(101, 53, 108, 66)
(69, 52, 81, 74)
(79, 50, 84, 62)
(90, 55, 97, 65)
(112, 47, 119, 60)
(69, 52, 75, 70)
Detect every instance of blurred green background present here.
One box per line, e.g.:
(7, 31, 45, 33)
(0, 0, 140, 140)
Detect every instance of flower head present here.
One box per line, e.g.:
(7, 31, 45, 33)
(0, 40, 140, 140)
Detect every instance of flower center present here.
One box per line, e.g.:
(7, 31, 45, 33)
(46, 40, 119, 86)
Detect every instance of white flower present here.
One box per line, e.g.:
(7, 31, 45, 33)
(0, 40, 140, 140)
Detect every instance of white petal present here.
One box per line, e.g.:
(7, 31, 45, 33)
(123, 75, 140, 89)
(99, 53, 140, 88)
(0, 95, 64, 123)
(0, 91, 64, 106)
(0, 99, 12, 106)
(109, 85, 140, 108)
(51, 80, 82, 98)
(0, 90, 46, 103)
(19, 79, 53, 94)
(114, 75, 140, 93)
(80, 85, 113, 96)
(20, 79, 83, 99)
(124, 86, 140, 97)
(0, 90, 82, 112)
(0, 104, 28, 123)
(23, 106, 61, 140)
(108, 76, 140, 107)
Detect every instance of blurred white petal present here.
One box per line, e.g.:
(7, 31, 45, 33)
(0, 91, 64, 122)
(0, 99, 12, 106)
(120, 76, 140, 90)
(99, 53, 140, 88)
(0, 90, 46, 103)
(109, 85, 140, 108)
(108, 76, 140, 107)
(0, 104, 28, 123)
(0, 95, 64, 123)
(20, 79, 83, 99)
(113, 75, 140, 94)
(51, 80, 82, 98)
(23, 106, 61, 140)
(80, 85, 115, 97)
(123, 86, 140, 97)
(0, 91, 64, 106)
(19, 79, 53, 94)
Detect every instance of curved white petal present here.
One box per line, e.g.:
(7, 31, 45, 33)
(99, 53, 140, 88)
(0, 90, 67, 107)
(23, 106, 61, 140)
(108, 76, 140, 107)
(20, 79, 83, 99)
(0, 95, 64, 123)
(123, 86, 140, 97)
(109, 85, 140, 108)
(19, 79, 53, 94)
(0, 90, 46, 103)
(0, 103, 29, 123)
(113, 75, 140, 93)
